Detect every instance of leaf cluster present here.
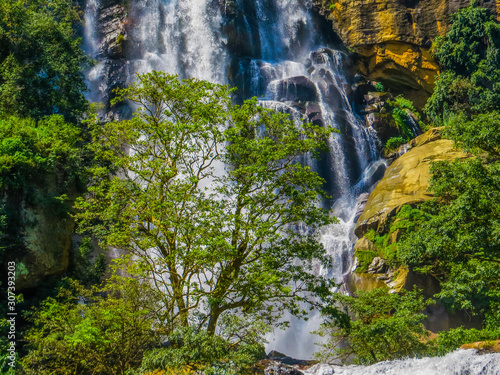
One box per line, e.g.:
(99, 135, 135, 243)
(21, 275, 164, 375)
(425, 2, 500, 123)
(0, 0, 89, 121)
(316, 288, 431, 365)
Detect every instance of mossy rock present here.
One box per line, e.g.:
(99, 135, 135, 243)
(461, 340, 500, 353)
(355, 129, 470, 238)
(355, 249, 378, 273)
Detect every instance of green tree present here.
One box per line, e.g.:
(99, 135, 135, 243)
(76, 71, 335, 336)
(0, 0, 89, 121)
(21, 274, 163, 375)
(425, 2, 500, 123)
(315, 288, 431, 365)
(397, 158, 500, 322)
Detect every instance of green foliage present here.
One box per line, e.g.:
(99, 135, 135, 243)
(0, 115, 84, 270)
(70, 237, 106, 287)
(374, 82, 385, 92)
(385, 136, 405, 151)
(397, 159, 500, 318)
(21, 275, 163, 375)
(362, 204, 431, 267)
(0, 0, 89, 120)
(316, 288, 431, 365)
(444, 111, 500, 158)
(354, 249, 378, 273)
(141, 316, 268, 374)
(75, 71, 337, 337)
(0, 115, 82, 191)
(425, 2, 500, 123)
(395, 4, 500, 339)
(385, 95, 420, 141)
(429, 327, 500, 356)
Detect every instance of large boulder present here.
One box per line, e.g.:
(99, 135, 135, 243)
(275, 76, 318, 103)
(355, 128, 469, 237)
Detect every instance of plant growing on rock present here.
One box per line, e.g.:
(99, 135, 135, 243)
(425, 1, 500, 124)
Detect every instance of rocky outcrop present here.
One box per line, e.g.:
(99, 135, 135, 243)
(86, 0, 131, 120)
(252, 351, 317, 374)
(314, 0, 498, 107)
(4, 176, 79, 290)
(355, 128, 469, 237)
(461, 340, 500, 354)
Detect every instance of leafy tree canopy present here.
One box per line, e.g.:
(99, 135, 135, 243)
(75, 71, 336, 338)
(0, 0, 89, 121)
(425, 2, 500, 123)
(0, 115, 82, 191)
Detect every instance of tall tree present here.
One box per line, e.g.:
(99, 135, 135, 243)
(76, 71, 336, 334)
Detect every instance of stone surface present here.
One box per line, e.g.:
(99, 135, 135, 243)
(9, 177, 79, 290)
(355, 128, 469, 237)
(275, 76, 318, 103)
(314, 0, 498, 107)
(461, 340, 500, 354)
(353, 236, 375, 252)
(367, 256, 389, 274)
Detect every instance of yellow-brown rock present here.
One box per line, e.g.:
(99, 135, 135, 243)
(314, 0, 497, 106)
(461, 340, 500, 353)
(355, 128, 469, 237)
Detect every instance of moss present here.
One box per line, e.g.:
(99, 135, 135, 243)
(363, 229, 398, 267)
(355, 250, 378, 273)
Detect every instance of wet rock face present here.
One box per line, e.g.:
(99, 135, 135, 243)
(97, 0, 128, 59)
(275, 76, 318, 103)
(86, 0, 130, 119)
(7, 177, 78, 290)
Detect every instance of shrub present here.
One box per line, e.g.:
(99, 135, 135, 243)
(385, 136, 405, 151)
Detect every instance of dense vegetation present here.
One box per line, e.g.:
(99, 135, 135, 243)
(1, 0, 499, 373)
(396, 1, 500, 341)
(319, 1, 500, 365)
(403, 0, 500, 322)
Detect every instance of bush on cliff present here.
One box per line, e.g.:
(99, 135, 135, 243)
(425, 1, 500, 123)
(395, 1, 500, 350)
(0, 0, 89, 121)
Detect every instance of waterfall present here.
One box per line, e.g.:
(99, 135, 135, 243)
(303, 350, 500, 375)
(84, 0, 384, 360)
(129, 0, 227, 82)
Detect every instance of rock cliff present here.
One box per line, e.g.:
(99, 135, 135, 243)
(354, 128, 469, 238)
(314, 0, 498, 107)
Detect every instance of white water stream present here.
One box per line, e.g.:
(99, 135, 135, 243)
(304, 350, 500, 375)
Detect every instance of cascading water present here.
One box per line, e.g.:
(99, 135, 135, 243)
(129, 0, 227, 82)
(229, 0, 384, 358)
(84, 0, 384, 359)
(303, 350, 500, 375)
